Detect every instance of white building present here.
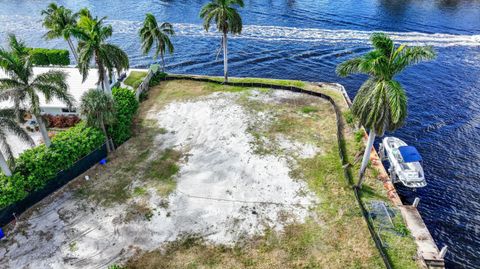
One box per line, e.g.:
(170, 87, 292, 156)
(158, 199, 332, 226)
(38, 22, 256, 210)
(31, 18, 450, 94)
(0, 67, 109, 115)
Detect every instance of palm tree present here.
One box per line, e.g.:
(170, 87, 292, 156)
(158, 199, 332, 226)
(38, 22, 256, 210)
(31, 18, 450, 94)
(41, 3, 79, 62)
(336, 33, 436, 188)
(200, 0, 244, 82)
(80, 89, 116, 153)
(72, 13, 129, 94)
(139, 13, 175, 72)
(0, 108, 34, 176)
(0, 37, 73, 148)
(0, 34, 30, 122)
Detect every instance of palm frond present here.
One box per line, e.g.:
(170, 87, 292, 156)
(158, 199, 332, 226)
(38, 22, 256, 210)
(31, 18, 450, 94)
(385, 80, 407, 130)
(80, 89, 116, 128)
(32, 70, 73, 107)
(0, 108, 34, 165)
(370, 33, 394, 58)
(336, 58, 365, 77)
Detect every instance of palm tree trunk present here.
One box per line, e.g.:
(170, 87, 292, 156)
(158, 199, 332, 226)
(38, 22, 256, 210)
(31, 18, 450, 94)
(161, 52, 166, 72)
(110, 139, 116, 151)
(104, 76, 111, 95)
(0, 151, 12, 177)
(223, 31, 228, 83)
(37, 115, 51, 147)
(14, 97, 22, 123)
(95, 52, 111, 95)
(101, 119, 112, 153)
(66, 37, 79, 63)
(358, 129, 376, 188)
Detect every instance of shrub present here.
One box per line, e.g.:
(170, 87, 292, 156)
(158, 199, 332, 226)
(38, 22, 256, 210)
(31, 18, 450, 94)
(29, 48, 50, 66)
(343, 110, 355, 126)
(28, 48, 70, 66)
(110, 87, 139, 145)
(149, 72, 167, 87)
(0, 173, 28, 208)
(45, 114, 81, 128)
(46, 49, 70, 66)
(15, 122, 105, 192)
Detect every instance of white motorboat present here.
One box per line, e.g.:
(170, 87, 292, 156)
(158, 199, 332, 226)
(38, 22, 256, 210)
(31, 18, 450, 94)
(379, 137, 427, 188)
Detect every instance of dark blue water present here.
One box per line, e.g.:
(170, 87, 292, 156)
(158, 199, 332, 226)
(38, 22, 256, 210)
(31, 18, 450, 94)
(1, 0, 479, 268)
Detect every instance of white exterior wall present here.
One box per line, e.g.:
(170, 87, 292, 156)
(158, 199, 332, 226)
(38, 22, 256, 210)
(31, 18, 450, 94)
(40, 106, 78, 116)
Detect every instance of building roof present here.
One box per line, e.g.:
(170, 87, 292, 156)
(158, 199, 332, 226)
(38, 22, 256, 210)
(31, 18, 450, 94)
(0, 67, 99, 109)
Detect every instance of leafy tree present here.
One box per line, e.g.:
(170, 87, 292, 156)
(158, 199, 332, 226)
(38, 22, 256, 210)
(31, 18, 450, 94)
(336, 33, 436, 188)
(41, 3, 79, 62)
(0, 35, 73, 148)
(72, 12, 129, 94)
(0, 34, 30, 122)
(200, 0, 244, 82)
(0, 108, 34, 176)
(139, 13, 174, 72)
(80, 89, 116, 153)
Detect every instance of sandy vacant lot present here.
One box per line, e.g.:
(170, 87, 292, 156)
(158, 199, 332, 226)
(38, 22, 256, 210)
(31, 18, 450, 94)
(1, 79, 418, 269)
(0, 85, 328, 268)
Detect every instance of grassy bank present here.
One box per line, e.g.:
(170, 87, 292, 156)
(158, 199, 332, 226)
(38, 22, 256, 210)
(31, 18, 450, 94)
(124, 71, 148, 89)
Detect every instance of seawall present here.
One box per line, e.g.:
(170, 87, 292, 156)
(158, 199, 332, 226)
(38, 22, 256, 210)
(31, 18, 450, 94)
(333, 83, 446, 269)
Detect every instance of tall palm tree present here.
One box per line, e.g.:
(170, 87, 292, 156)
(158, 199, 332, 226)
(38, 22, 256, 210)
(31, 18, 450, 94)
(0, 37, 73, 148)
(0, 34, 30, 122)
(0, 108, 34, 176)
(72, 13, 129, 94)
(336, 33, 436, 188)
(139, 13, 175, 72)
(200, 0, 244, 82)
(80, 89, 116, 153)
(41, 3, 79, 62)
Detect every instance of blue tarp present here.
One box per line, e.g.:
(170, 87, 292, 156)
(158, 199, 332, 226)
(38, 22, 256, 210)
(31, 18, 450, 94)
(399, 146, 422, 162)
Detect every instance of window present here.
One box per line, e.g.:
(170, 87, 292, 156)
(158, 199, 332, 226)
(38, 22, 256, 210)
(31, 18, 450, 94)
(61, 108, 77, 113)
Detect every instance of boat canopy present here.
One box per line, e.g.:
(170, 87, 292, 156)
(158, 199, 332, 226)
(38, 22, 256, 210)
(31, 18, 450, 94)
(398, 146, 422, 162)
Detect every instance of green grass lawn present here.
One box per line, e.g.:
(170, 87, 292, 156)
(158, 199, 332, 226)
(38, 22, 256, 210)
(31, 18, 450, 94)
(124, 71, 148, 89)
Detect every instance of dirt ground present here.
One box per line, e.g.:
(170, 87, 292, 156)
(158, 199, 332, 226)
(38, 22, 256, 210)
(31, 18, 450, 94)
(0, 82, 348, 268)
(1, 79, 419, 269)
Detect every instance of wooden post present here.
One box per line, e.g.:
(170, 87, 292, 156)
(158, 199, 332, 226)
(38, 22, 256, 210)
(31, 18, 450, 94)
(439, 246, 448, 259)
(413, 197, 420, 208)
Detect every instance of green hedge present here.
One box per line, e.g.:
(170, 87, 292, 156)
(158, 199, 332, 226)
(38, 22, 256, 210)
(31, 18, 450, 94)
(0, 123, 105, 208)
(0, 88, 140, 209)
(15, 122, 105, 191)
(149, 72, 167, 87)
(0, 173, 28, 209)
(28, 48, 70, 66)
(109, 87, 139, 145)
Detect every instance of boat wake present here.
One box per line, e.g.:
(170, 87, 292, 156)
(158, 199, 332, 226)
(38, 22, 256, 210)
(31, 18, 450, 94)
(1, 15, 480, 47)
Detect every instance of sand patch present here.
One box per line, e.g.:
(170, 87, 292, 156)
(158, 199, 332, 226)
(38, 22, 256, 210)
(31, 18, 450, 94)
(0, 90, 319, 268)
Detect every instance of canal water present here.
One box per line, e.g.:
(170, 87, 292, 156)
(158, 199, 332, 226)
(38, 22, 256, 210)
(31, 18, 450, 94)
(0, 0, 479, 268)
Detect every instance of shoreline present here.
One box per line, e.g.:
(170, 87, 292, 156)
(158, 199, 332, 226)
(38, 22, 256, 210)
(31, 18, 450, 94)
(0, 68, 444, 268)
(333, 82, 445, 269)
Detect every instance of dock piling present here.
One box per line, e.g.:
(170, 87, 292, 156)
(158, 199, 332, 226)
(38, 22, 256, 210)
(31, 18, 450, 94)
(413, 197, 420, 208)
(439, 246, 448, 259)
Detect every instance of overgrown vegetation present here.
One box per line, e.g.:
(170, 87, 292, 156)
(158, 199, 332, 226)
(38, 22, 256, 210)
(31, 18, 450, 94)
(0, 123, 105, 208)
(109, 87, 139, 145)
(148, 71, 167, 87)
